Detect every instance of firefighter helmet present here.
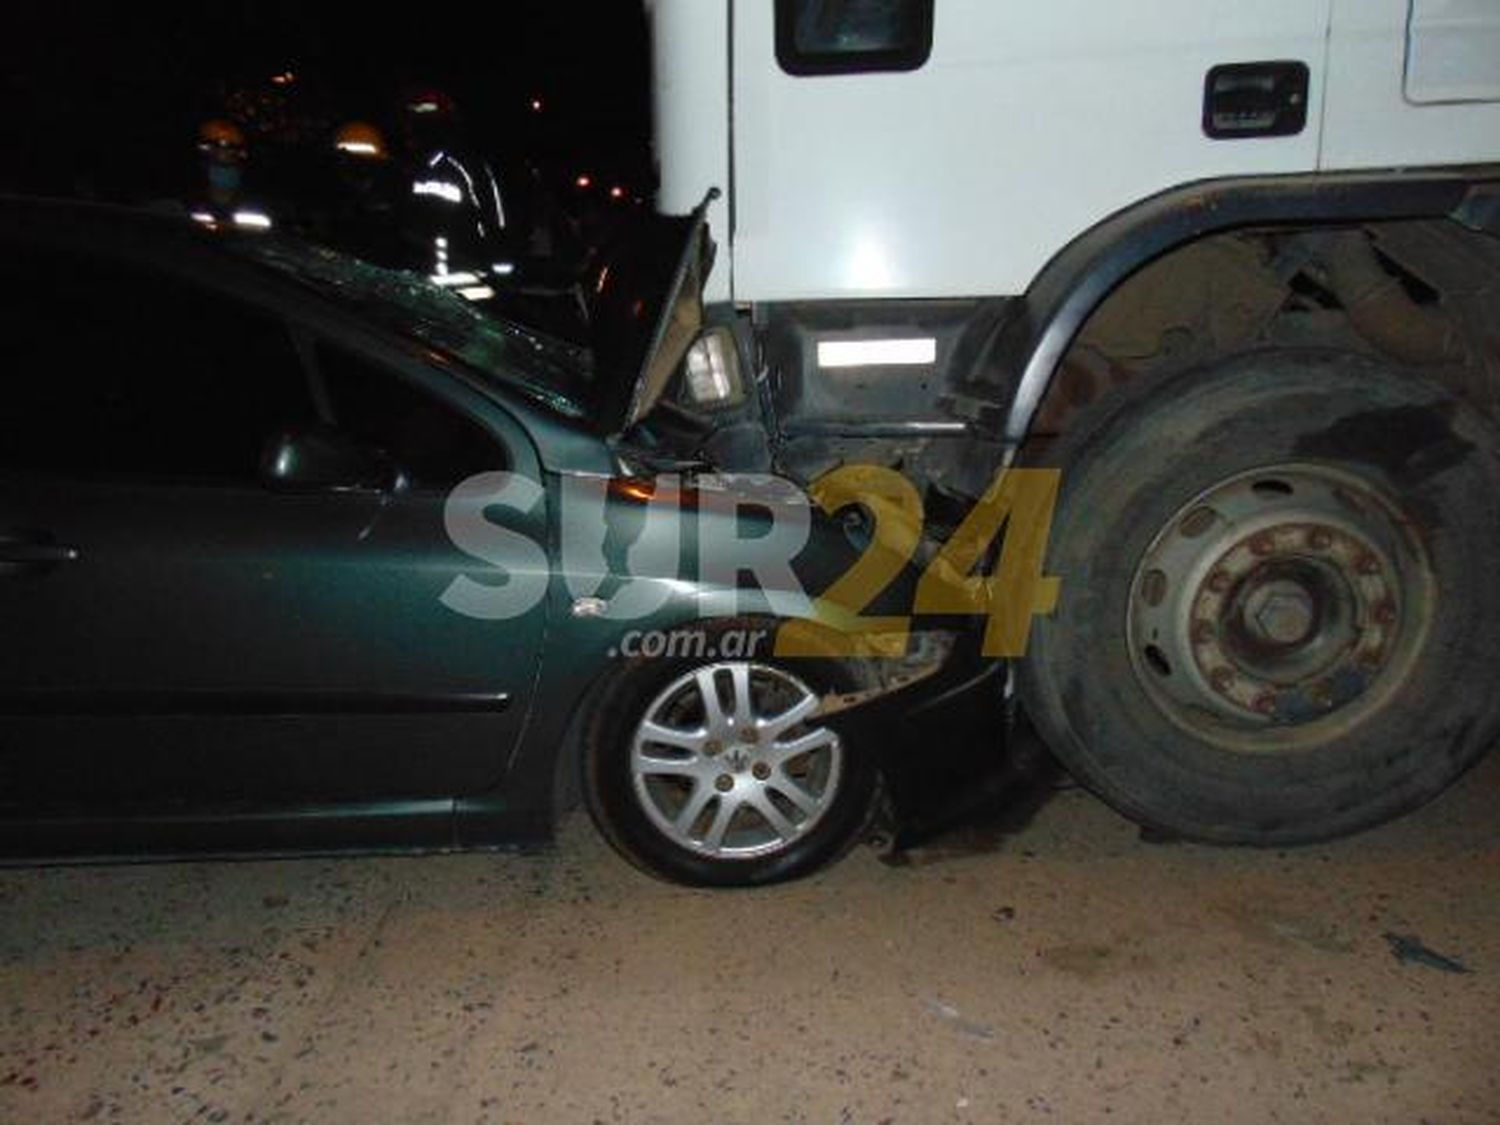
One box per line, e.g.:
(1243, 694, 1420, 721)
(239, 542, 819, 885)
(197, 118, 247, 159)
(333, 120, 389, 160)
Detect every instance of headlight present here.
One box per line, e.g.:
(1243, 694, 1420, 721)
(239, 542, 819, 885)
(683, 327, 745, 409)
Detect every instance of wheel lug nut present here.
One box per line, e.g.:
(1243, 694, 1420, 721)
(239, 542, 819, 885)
(1373, 601, 1397, 626)
(1356, 553, 1380, 576)
(752, 762, 771, 781)
(1252, 692, 1277, 715)
(715, 774, 734, 793)
(1249, 533, 1275, 557)
(704, 738, 722, 756)
(1210, 668, 1236, 694)
(741, 728, 759, 745)
(1191, 621, 1215, 645)
(1307, 529, 1332, 550)
(1207, 570, 1232, 594)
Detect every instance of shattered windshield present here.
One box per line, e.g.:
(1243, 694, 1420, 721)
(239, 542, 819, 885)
(231, 237, 594, 419)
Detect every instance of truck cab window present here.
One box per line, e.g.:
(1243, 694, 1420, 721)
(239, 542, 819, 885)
(775, 0, 934, 76)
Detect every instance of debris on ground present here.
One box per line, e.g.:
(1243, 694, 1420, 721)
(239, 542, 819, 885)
(924, 999, 996, 1041)
(1382, 931, 1474, 974)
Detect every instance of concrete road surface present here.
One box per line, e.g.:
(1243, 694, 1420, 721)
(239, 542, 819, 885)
(2, 754, 1497, 1124)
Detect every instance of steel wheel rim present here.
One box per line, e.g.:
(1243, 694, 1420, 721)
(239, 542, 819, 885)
(1126, 463, 1435, 753)
(629, 662, 843, 859)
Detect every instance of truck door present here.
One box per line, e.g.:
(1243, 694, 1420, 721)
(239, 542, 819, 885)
(723, 0, 1332, 303)
(1322, 0, 1500, 171)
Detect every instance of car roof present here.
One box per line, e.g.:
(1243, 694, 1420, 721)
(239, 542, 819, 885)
(0, 194, 211, 244)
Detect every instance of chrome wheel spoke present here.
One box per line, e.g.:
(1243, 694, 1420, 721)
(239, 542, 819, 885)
(694, 668, 728, 733)
(637, 720, 707, 754)
(702, 795, 738, 850)
(770, 728, 837, 766)
(727, 663, 755, 730)
(636, 752, 711, 782)
(759, 693, 818, 739)
(748, 792, 797, 843)
(770, 775, 819, 817)
(674, 783, 715, 834)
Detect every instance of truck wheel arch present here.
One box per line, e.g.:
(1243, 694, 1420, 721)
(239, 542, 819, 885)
(961, 168, 1500, 452)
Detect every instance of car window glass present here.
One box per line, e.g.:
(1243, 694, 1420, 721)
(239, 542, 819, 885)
(0, 242, 314, 482)
(316, 343, 509, 490)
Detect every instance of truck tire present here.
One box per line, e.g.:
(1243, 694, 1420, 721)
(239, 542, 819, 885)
(1017, 348, 1500, 844)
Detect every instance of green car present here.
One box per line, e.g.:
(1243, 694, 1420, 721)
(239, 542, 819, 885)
(0, 197, 999, 885)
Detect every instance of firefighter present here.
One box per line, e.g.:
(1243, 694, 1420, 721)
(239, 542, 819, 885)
(196, 118, 248, 211)
(393, 87, 511, 289)
(189, 118, 273, 231)
(324, 120, 403, 265)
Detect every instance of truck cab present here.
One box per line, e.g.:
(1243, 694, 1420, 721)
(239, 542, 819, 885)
(641, 0, 1500, 847)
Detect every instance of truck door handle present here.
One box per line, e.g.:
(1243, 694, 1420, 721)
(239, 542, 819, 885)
(1203, 61, 1309, 139)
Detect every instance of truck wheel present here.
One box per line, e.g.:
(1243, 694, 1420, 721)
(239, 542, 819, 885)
(583, 638, 878, 886)
(1018, 349, 1500, 844)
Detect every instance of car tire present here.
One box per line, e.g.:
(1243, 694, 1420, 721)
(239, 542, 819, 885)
(1017, 348, 1500, 844)
(583, 623, 879, 886)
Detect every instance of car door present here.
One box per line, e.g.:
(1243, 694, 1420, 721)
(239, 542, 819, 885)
(0, 232, 546, 809)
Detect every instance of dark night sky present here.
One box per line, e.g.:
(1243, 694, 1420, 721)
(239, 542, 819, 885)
(0, 2, 652, 202)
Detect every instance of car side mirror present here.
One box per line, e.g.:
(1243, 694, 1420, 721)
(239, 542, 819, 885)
(259, 425, 404, 494)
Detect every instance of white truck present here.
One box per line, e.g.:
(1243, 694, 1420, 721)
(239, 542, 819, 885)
(638, 0, 1500, 844)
